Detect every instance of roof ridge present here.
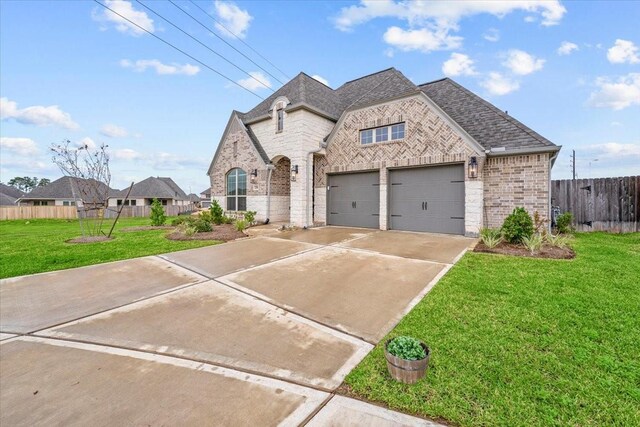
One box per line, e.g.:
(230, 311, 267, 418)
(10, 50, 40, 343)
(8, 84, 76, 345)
(338, 67, 396, 87)
(417, 77, 449, 87)
(433, 78, 553, 147)
(298, 71, 333, 89)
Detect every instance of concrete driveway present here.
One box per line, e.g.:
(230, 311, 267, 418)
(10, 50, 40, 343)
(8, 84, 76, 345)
(1, 227, 473, 426)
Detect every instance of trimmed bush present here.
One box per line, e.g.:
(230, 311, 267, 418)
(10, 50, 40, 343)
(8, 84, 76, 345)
(387, 336, 426, 361)
(556, 212, 574, 234)
(150, 198, 166, 226)
(210, 200, 224, 225)
(193, 218, 213, 233)
(501, 207, 534, 244)
(243, 211, 256, 225)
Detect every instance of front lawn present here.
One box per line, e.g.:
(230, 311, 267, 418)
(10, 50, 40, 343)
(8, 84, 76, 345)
(0, 217, 220, 279)
(345, 233, 640, 426)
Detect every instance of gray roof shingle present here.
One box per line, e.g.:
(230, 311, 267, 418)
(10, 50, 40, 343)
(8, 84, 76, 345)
(0, 183, 25, 199)
(0, 193, 18, 206)
(117, 177, 189, 200)
(20, 176, 119, 201)
(420, 78, 557, 151)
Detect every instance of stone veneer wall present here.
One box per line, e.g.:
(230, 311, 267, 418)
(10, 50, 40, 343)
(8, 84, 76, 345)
(324, 94, 484, 234)
(483, 153, 551, 228)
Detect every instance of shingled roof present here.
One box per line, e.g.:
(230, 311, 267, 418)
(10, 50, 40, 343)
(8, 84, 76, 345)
(20, 176, 119, 201)
(241, 68, 418, 124)
(117, 176, 189, 200)
(0, 183, 25, 199)
(420, 78, 557, 152)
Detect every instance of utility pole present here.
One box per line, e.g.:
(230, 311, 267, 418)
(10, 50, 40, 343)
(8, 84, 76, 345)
(572, 150, 576, 180)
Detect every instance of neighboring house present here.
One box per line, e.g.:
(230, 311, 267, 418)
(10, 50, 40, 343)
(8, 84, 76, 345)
(109, 176, 190, 207)
(207, 68, 560, 236)
(199, 187, 212, 208)
(0, 183, 24, 206)
(17, 176, 119, 207)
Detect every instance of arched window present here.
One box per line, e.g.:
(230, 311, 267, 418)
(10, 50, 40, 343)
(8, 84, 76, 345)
(226, 168, 247, 211)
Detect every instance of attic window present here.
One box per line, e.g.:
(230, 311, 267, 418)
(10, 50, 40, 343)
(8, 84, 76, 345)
(276, 108, 284, 132)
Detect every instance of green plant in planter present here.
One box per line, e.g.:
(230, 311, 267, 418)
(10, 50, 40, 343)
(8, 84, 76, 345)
(501, 207, 534, 244)
(387, 336, 426, 360)
(479, 227, 502, 248)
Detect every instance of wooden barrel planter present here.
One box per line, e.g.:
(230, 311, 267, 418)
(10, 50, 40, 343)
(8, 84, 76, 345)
(384, 339, 430, 384)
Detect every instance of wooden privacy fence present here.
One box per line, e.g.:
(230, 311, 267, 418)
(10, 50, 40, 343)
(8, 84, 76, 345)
(0, 204, 195, 221)
(551, 176, 639, 233)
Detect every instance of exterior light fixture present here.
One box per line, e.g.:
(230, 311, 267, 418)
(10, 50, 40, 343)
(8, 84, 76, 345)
(291, 164, 298, 181)
(468, 156, 478, 179)
(250, 169, 258, 183)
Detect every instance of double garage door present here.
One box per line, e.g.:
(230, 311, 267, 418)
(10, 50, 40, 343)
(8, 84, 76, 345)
(327, 164, 465, 235)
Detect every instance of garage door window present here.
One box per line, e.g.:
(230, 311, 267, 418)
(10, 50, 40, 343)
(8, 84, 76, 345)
(226, 168, 247, 211)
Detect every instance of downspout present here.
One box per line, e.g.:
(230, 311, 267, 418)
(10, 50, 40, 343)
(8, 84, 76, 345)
(265, 164, 275, 224)
(548, 150, 560, 233)
(306, 146, 324, 228)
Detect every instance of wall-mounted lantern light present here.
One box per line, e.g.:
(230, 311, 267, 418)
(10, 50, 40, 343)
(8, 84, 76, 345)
(291, 164, 298, 181)
(250, 169, 258, 184)
(468, 156, 478, 179)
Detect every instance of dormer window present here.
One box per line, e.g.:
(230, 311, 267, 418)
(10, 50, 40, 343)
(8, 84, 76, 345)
(276, 108, 284, 132)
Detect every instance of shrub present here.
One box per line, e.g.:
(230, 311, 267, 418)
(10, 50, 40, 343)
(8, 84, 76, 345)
(480, 227, 502, 249)
(171, 216, 195, 226)
(235, 219, 248, 232)
(183, 224, 197, 237)
(522, 233, 544, 254)
(546, 233, 572, 249)
(193, 218, 213, 233)
(150, 198, 166, 226)
(501, 207, 534, 244)
(222, 215, 233, 224)
(210, 200, 224, 225)
(199, 210, 213, 223)
(556, 212, 574, 234)
(387, 336, 426, 361)
(243, 211, 256, 225)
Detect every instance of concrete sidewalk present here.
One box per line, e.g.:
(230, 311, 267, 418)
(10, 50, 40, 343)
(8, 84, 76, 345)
(1, 227, 472, 425)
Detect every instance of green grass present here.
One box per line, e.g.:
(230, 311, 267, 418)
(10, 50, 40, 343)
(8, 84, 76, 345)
(0, 217, 220, 279)
(345, 233, 640, 426)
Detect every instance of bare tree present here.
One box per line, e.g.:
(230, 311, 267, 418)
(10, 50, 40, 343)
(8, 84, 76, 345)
(51, 140, 112, 237)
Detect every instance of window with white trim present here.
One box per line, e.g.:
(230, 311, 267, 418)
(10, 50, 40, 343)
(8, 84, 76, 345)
(359, 122, 405, 145)
(226, 168, 247, 211)
(276, 108, 284, 132)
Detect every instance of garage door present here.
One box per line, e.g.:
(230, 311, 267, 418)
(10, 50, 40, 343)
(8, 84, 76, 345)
(327, 171, 380, 228)
(389, 165, 465, 235)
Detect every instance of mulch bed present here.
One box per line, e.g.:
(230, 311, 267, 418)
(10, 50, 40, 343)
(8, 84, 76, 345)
(120, 226, 175, 232)
(474, 241, 575, 259)
(66, 236, 113, 244)
(167, 224, 247, 242)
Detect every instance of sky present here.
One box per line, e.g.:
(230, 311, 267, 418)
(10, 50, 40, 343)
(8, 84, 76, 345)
(1, 0, 639, 193)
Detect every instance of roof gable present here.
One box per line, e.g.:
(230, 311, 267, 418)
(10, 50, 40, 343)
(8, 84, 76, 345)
(0, 183, 25, 199)
(119, 176, 188, 200)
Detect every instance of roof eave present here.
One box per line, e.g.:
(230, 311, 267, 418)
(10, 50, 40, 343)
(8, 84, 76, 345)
(485, 145, 562, 157)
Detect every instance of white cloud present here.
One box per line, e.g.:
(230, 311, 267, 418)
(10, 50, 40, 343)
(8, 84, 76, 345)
(483, 28, 500, 42)
(113, 148, 143, 160)
(587, 142, 640, 159)
(311, 75, 330, 86)
(214, 0, 253, 39)
(383, 26, 462, 53)
(92, 0, 154, 36)
(480, 72, 520, 96)
(0, 137, 38, 156)
(611, 121, 623, 127)
(334, 1, 565, 53)
(0, 97, 79, 130)
(557, 41, 579, 56)
(607, 39, 640, 64)
(442, 53, 477, 76)
(100, 124, 128, 138)
(119, 59, 200, 76)
(236, 71, 272, 91)
(502, 49, 545, 75)
(588, 73, 640, 110)
(524, 15, 537, 23)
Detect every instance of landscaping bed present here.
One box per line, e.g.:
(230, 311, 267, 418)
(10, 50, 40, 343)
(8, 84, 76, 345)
(474, 241, 575, 259)
(344, 232, 640, 426)
(167, 224, 246, 242)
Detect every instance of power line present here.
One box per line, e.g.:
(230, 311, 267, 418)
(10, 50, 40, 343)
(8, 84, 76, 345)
(187, 0, 290, 81)
(92, 0, 264, 100)
(135, 0, 272, 92)
(169, 0, 286, 86)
